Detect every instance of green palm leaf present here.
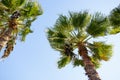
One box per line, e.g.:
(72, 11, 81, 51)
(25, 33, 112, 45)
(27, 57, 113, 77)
(87, 12, 110, 37)
(69, 11, 91, 30)
(109, 4, 120, 34)
(20, 27, 33, 41)
(57, 56, 71, 69)
(0, 2, 8, 10)
(46, 28, 66, 51)
(54, 15, 73, 33)
(91, 57, 101, 68)
(18, 18, 36, 41)
(110, 27, 120, 34)
(1, 0, 26, 11)
(73, 58, 84, 67)
(88, 42, 112, 61)
(20, 1, 43, 18)
(109, 4, 120, 28)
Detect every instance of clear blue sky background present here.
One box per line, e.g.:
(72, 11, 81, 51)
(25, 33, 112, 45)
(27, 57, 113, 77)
(0, 0, 120, 80)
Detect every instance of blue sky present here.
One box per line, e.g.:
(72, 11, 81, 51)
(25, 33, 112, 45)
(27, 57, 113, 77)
(0, 0, 120, 80)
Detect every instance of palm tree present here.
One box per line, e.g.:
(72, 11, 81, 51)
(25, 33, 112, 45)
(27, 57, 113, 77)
(47, 11, 112, 80)
(109, 4, 120, 34)
(0, 0, 43, 59)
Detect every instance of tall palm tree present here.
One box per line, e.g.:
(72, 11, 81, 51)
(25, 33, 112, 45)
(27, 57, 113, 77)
(47, 11, 112, 80)
(109, 4, 120, 34)
(0, 0, 43, 59)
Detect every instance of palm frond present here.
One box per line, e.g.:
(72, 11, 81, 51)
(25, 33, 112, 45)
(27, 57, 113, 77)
(69, 11, 91, 30)
(109, 4, 120, 28)
(54, 14, 73, 33)
(46, 28, 66, 51)
(1, 0, 26, 11)
(18, 18, 36, 41)
(91, 57, 101, 68)
(87, 12, 110, 37)
(20, 27, 33, 41)
(47, 29, 67, 44)
(46, 28, 55, 38)
(51, 11, 91, 43)
(0, 2, 8, 11)
(110, 27, 120, 34)
(88, 42, 112, 61)
(73, 58, 84, 67)
(57, 56, 71, 69)
(20, 1, 43, 18)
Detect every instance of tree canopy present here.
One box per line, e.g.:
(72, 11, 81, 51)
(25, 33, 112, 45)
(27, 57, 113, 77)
(47, 11, 113, 79)
(0, 0, 43, 59)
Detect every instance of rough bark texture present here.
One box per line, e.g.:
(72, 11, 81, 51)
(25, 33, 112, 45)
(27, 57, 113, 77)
(1, 37, 15, 58)
(0, 11, 19, 51)
(0, 28, 13, 50)
(0, 11, 20, 59)
(78, 43, 101, 80)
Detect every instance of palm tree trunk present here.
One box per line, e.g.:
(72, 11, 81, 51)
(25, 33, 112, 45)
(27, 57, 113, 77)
(0, 28, 13, 50)
(0, 11, 19, 51)
(1, 37, 15, 58)
(78, 43, 101, 80)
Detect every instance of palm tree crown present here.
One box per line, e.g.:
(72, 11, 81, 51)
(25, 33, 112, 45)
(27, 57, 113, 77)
(47, 11, 112, 80)
(0, 0, 43, 59)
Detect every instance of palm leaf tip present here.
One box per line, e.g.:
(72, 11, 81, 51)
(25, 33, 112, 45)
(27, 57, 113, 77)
(110, 27, 120, 34)
(32, 1, 43, 15)
(57, 56, 71, 69)
(46, 28, 55, 40)
(21, 27, 33, 41)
